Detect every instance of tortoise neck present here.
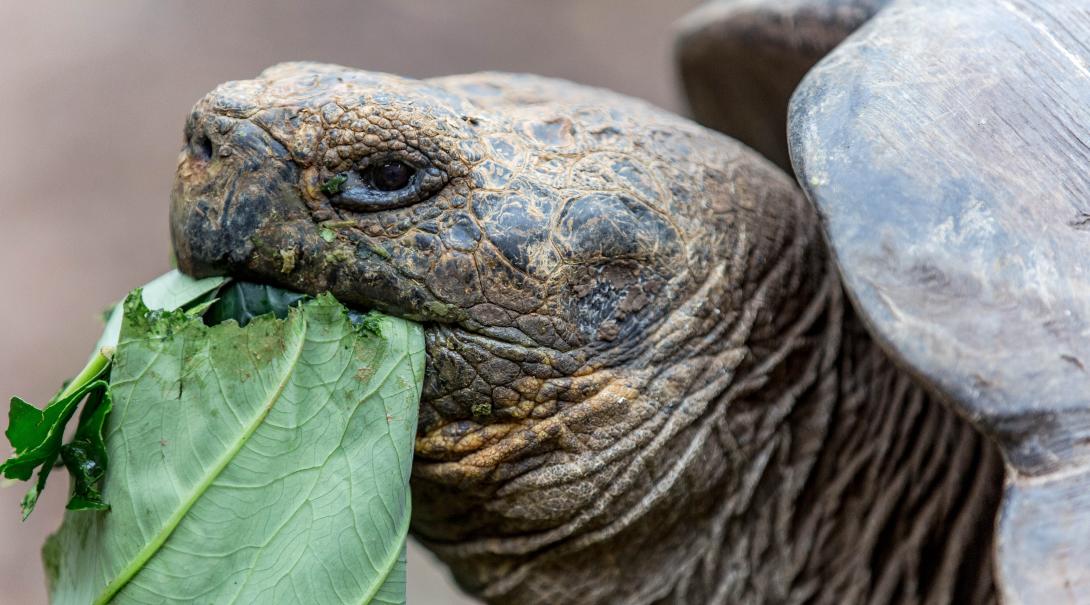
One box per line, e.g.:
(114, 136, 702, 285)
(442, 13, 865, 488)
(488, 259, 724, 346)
(626, 267, 1005, 605)
(416, 247, 1004, 605)
(775, 303, 1004, 604)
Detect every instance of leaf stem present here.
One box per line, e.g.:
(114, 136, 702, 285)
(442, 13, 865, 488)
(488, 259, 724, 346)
(59, 352, 110, 401)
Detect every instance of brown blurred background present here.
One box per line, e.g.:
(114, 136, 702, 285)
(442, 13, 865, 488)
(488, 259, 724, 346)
(0, 1, 702, 602)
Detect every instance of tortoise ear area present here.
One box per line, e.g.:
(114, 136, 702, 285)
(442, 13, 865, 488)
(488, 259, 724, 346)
(551, 193, 682, 265)
(548, 193, 684, 347)
(675, 0, 889, 173)
(789, 1, 1090, 601)
(471, 190, 558, 276)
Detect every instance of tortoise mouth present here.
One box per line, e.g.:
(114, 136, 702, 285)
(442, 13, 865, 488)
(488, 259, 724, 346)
(170, 106, 464, 324)
(171, 112, 296, 278)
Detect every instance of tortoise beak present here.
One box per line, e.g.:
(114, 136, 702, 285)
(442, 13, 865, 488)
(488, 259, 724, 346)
(169, 103, 457, 322)
(170, 107, 306, 278)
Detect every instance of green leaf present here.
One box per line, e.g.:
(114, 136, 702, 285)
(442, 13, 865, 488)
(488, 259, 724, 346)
(5, 397, 45, 453)
(3, 270, 228, 519)
(60, 385, 112, 512)
(203, 281, 384, 337)
(1, 377, 109, 519)
(96, 269, 227, 354)
(20, 451, 56, 521)
(44, 291, 424, 605)
(203, 281, 310, 327)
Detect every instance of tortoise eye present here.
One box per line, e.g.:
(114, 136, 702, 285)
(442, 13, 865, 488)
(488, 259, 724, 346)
(326, 151, 445, 212)
(368, 160, 415, 191)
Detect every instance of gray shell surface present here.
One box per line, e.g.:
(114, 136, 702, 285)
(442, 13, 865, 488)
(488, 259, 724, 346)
(789, 1, 1090, 602)
(677, 0, 890, 172)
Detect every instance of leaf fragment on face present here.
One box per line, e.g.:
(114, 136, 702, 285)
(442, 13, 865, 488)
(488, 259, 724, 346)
(320, 173, 348, 195)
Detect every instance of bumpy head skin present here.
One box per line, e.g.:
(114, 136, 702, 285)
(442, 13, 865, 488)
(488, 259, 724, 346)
(171, 63, 999, 604)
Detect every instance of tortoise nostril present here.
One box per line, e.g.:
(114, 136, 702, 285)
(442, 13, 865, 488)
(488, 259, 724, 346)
(183, 114, 216, 162)
(192, 133, 214, 161)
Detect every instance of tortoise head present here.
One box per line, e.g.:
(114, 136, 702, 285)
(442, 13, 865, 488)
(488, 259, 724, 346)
(172, 62, 687, 334)
(171, 62, 821, 602)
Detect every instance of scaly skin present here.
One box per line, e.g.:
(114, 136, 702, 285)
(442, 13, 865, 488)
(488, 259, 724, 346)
(170, 62, 1003, 604)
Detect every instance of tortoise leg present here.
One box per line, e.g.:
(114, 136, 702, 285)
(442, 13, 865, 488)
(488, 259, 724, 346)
(676, 0, 889, 172)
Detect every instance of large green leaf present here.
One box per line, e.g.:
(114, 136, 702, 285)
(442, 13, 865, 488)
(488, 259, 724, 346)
(43, 291, 424, 604)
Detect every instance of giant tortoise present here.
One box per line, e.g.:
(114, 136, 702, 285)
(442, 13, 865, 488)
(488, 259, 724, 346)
(168, 0, 1090, 602)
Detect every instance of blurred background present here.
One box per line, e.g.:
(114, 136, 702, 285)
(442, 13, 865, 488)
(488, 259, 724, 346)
(0, 1, 702, 602)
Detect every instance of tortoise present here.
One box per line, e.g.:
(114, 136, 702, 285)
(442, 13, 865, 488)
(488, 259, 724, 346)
(167, 0, 1090, 602)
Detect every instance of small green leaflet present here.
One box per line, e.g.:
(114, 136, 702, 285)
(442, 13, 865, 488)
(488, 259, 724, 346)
(59, 384, 112, 513)
(1, 271, 226, 519)
(2, 375, 110, 519)
(203, 280, 310, 327)
(203, 280, 386, 335)
(42, 285, 423, 604)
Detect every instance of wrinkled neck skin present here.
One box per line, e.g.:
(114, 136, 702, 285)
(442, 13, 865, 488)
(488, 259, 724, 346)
(412, 219, 1003, 605)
